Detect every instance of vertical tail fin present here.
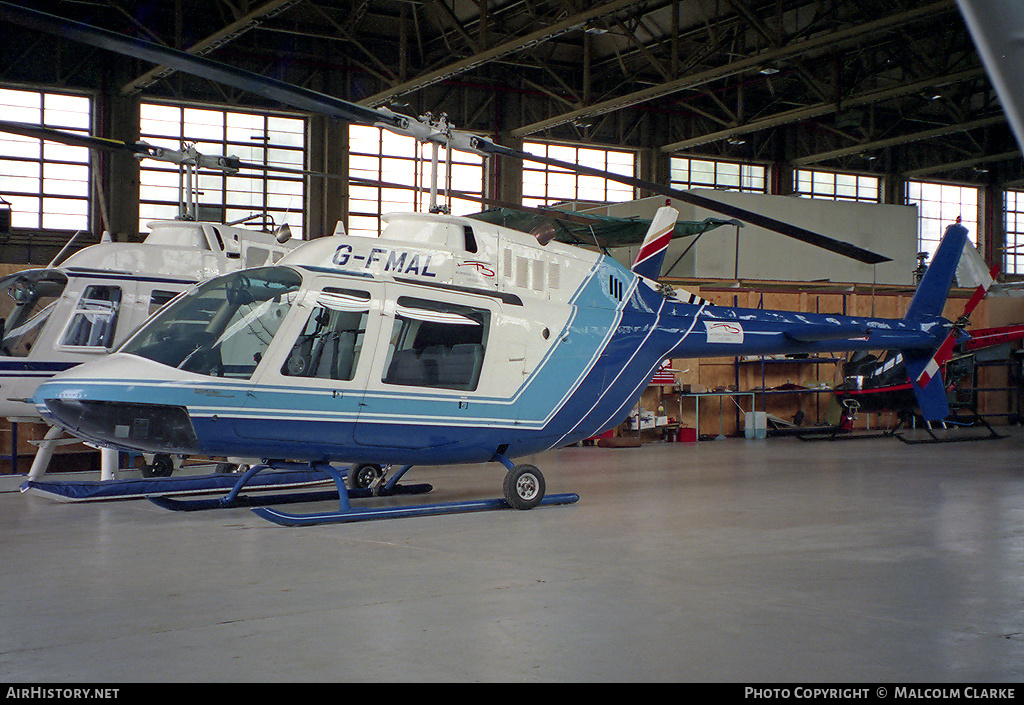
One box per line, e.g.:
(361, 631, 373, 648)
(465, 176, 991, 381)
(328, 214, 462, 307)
(903, 350, 955, 421)
(631, 205, 678, 280)
(900, 222, 972, 420)
(903, 223, 969, 322)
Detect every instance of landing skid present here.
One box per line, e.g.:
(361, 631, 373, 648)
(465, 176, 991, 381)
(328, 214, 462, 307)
(150, 456, 580, 526)
(795, 427, 891, 442)
(892, 410, 1006, 444)
(253, 493, 582, 527)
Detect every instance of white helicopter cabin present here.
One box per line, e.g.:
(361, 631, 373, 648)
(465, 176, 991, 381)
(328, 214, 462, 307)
(0, 219, 295, 422)
(91, 210, 614, 442)
(140, 210, 613, 415)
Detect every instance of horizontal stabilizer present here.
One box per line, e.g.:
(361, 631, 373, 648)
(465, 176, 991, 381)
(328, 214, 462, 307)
(783, 323, 871, 343)
(963, 323, 1024, 351)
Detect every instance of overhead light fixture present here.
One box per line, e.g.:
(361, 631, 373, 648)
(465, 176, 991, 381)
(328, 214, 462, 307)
(759, 64, 780, 75)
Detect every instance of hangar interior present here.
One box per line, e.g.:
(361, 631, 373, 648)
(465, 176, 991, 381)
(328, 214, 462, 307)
(1, 0, 1024, 683)
(2, 0, 1024, 467)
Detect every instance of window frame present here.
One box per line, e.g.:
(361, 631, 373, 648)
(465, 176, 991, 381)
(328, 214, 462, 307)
(138, 101, 306, 238)
(348, 124, 485, 237)
(59, 284, 123, 350)
(0, 87, 92, 232)
(380, 295, 491, 392)
(670, 156, 767, 193)
(1004, 190, 1024, 276)
(793, 168, 880, 203)
(521, 141, 636, 209)
(905, 180, 979, 256)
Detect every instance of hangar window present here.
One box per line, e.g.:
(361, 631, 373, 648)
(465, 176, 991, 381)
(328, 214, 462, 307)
(1005, 190, 1024, 276)
(794, 169, 879, 203)
(0, 88, 91, 232)
(348, 124, 485, 237)
(138, 102, 305, 238)
(906, 181, 979, 257)
(522, 142, 635, 208)
(671, 157, 766, 193)
(382, 297, 489, 391)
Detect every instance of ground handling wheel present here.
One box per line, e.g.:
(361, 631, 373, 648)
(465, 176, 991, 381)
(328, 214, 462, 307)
(503, 464, 545, 510)
(348, 463, 384, 490)
(140, 453, 175, 478)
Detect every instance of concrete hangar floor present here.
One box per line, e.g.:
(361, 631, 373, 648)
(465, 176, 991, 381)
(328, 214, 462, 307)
(1, 428, 1023, 683)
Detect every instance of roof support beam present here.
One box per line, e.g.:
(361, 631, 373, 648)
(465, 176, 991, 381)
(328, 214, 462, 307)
(660, 67, 986, 152)
(510, 0, 955, 137)
(120, 0, 303, 95)
(360, 0, 638, 107)
(790, 115, 1005, 165)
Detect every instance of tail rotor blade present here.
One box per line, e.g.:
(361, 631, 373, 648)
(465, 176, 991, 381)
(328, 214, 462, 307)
(914, 262, 999, 389)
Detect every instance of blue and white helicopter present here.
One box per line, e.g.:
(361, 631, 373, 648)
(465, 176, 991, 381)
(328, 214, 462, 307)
(4, 2, 975, 524)
(29, 207, 970, 524)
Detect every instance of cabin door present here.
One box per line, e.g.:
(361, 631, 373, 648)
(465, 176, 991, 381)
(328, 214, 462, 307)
(234, 280, 384, 448)
(353, 286, 494, 450)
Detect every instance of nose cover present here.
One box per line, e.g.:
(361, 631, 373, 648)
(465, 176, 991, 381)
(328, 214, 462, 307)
(43, 398, 199, 455)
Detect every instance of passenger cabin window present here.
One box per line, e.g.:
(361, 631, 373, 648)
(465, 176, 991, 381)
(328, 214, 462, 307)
(120, 268, 301, 380)
(282, 288, 370, 381)
(383, 296, 488, 391)
(62, 285, 122, 348)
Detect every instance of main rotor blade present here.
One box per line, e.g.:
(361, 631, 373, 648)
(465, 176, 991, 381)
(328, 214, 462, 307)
(0, 2, 402, 130)
(1, 1, 890, 264)
(501, 148, 892, 265)
(0, 120, 151, 155)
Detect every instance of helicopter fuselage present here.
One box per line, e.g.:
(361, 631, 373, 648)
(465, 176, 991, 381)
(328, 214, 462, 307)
(34, 212, 951, 467)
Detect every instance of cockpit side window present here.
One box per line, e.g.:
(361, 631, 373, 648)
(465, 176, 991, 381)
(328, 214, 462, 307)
(61, 285, 122, 348)
(382, 296, 489, 391)
(282, 288, 370, 381)
(0, 271, 67, 357)
(120, 268, 302, 379)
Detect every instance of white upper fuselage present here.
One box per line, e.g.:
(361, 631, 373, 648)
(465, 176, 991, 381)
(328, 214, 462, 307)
(285, 211, 603, 304)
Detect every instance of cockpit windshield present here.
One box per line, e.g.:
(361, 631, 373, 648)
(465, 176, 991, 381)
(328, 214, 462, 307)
(0, 270, 68, 357)
(120, 267, 302, 379)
